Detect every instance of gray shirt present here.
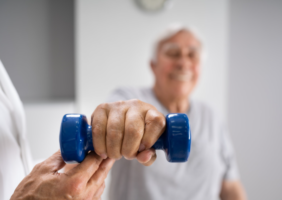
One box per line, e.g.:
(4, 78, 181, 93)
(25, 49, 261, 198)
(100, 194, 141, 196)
(107, 87, 239, 200)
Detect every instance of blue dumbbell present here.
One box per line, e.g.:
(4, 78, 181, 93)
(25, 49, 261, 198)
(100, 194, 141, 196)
(59, 113, 191, 163)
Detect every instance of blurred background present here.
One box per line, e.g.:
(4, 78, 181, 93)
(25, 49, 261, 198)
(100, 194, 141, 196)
(0, 0, 281, 199)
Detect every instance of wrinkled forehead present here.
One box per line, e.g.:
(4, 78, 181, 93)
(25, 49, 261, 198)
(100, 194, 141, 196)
(158, 30, 201, 53)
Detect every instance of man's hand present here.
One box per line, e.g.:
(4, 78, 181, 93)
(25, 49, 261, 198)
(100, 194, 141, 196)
(11, 151, 115, 200)
(91, 99, 166, 166)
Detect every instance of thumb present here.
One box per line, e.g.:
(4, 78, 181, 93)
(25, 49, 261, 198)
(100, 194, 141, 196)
(39, 150, 66, 173)
(136, 148, 157, 166)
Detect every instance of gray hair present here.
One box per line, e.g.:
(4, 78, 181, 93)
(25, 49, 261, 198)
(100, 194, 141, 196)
(151, 23, 207, 62)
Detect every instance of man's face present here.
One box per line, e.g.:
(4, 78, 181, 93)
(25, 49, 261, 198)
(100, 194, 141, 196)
(151, 30, 201, 99)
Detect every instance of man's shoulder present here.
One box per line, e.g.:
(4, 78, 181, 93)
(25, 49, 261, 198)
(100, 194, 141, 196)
(190, 99, 223, 123)
(107, 86, 152, 102)
(191, 99, 214, 114)
(110, 86, 143, 96)
(190, 100, 229, 141)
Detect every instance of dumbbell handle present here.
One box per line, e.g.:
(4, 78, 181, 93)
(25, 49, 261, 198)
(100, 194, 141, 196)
(82, 123, 166, 152)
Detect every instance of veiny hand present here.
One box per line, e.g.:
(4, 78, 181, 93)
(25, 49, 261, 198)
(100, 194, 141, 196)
(11, 151, 115, 200)
(91, 99, 166, 166)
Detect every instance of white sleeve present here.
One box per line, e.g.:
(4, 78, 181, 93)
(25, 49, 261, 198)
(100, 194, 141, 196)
(0, 60, 33, 175)
(0, 61, 28, 199)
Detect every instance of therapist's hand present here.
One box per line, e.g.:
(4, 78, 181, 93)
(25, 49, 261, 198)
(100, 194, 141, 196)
(91, 99, 166, 166)
(10, 151, 114, 200)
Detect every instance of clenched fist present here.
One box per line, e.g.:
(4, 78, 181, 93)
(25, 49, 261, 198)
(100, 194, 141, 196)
(91, 99, 166, 166)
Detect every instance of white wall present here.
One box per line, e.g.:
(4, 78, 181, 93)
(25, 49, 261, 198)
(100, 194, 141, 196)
(0, 0, 75, 102)
(75, 0, 229, 119)
(228, 0, 282, 199)
(24, 101, 75, 161)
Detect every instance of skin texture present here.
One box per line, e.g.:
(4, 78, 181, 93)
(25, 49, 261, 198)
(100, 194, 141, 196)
(10, 151, 114, 200)
(91, 99, 165, 166)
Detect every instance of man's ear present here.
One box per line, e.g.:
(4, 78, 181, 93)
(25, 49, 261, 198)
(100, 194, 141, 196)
(150, 60, 157, 75)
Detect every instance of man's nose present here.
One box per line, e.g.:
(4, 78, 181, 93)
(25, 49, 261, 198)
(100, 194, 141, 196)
(176, 55, 192, 70)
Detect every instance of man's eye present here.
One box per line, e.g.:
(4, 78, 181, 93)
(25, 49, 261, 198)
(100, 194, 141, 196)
(188, 52, 194, 58)
(188, 51, 199, 59)
(166, 50, 180, 58)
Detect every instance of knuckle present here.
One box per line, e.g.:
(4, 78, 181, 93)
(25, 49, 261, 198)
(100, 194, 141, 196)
(97, 103, 108, 110)
(91, 180, 101, 189)
(114, 100, 124, 107)
(33, 162, 42, 171)
(68, 178, 85, 195)
(99, 164, 107, 172)
(69, 186, 83, 196)
(128, 99, 141, 106)
(88, 177, 101, 189)
(33, 161, 50, 173)
(93, 124, 104, 137)
(151, 113, 165, 128)
(142, 140, 154, 148)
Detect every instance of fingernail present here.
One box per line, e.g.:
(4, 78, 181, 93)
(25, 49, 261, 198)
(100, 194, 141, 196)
(148, 151, 155, 161)
(116, 156, 122, 160)
(124, 156, 134, 160)
(100, 153, 108, 159)
(143, 151, 154, 163)
(138, 143, 146, 152)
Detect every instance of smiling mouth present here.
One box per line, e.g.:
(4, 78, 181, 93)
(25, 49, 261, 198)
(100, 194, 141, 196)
(169, 72, 192, 82)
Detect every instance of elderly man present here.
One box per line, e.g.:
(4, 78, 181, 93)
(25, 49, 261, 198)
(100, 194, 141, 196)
(89, 25, 247, 200)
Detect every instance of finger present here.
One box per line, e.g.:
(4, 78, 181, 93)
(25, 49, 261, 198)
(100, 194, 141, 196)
(92, 182, 105, 200)
(139, 109, 165, 152)
(122, 108, 145, 159)
(137, 149, 157, 166)
(87, 158, 115, 189)
(106, 107, 127, 159)
(68, 151, 103, 181)
(63, 163, 78, 173)
(37, 150, 65, 173)
(92, 104, 108, 159)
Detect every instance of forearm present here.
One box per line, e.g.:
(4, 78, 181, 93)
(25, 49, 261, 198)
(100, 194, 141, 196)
(220, 180, 247, 200)
(220, 192, 246, 200)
